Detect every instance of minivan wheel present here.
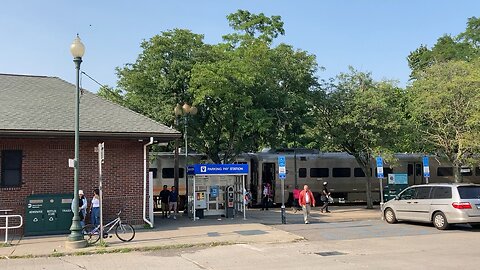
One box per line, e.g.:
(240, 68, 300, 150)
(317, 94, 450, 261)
(384, 208, 397, 224)
(433, 212, 449, 230)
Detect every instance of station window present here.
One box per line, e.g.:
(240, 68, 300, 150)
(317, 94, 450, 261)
(437, 167, 453, 177)
(1, 150, 23, 187)
(354, 168, 366, 177)
(332, 168, 351, 178)
(298, 168, 307, 178)
(310, 168, 329, 178)
(161, 168, 185, 178)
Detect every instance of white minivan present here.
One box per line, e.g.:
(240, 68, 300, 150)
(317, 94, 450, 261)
(382, 183, 480, 230)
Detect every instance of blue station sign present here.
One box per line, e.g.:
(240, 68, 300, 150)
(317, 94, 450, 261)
(278, 156, 286, 179)
(188, 164, 249, 175)
(376, 156, 384, 178)
(422, 156, 430, 178)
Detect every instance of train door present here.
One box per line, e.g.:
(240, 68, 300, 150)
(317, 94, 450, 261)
(407, 163, 423, 185)
(262, 163, 276, 202)
(250, 158, 259, 205)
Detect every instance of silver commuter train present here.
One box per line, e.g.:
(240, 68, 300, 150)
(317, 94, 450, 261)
(150, 149, 480, 206)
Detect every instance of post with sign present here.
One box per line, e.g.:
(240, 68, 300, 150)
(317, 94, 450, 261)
(423, 156, 430, 184)
(376, 156, 385, 205)
(97, 142, 105, 242)
(278, 156, 286, 224)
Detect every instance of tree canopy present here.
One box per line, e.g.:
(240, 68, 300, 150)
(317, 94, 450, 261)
(408, 60, 480, 182)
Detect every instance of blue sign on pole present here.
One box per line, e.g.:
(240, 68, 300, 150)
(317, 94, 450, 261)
(423, 156, 430, 177)
(376, 156, 384, 178)
(278, 156, 286, 179)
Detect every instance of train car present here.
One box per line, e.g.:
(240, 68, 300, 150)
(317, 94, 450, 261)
(150, 149, 480, 207)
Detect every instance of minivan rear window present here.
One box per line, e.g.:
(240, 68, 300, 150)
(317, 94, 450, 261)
(458, 186, 480, 199)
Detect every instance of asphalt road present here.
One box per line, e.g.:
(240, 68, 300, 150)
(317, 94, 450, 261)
(2, 220, 479, 270)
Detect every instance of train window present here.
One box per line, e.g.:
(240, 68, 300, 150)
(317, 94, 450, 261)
(300, 157, 307, 161)
(460, 167, 473, 176)
(299, 168, 307, 178)
(332, 168, 351, 178)
(148, 168, 158, 178)
(437, 167, 453, 176)
(310, 168, 329, 178)
(161, 168, 185, 178)
(408, 164, 413, 176)
(415, 164, 422, 176)
(476, 167, 480, 176)
(354, 168, 366, 177)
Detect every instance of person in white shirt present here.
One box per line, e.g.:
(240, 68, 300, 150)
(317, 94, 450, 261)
(91, 188, 100, 226)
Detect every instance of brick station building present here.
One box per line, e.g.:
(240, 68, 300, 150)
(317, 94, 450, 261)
(0, 74, 180, 233)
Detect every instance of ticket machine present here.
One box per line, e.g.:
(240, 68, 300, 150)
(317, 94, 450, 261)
(226, 186, 235, 218)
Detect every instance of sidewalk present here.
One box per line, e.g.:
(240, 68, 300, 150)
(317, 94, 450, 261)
(0, 206, 380, 259)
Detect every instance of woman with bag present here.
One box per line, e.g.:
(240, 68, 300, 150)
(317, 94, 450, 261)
(320, 182, 331, 213)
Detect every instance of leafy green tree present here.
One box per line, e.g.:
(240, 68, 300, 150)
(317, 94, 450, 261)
(99, 29, 208, 126)
(408, 60, 480, 182)
(408, 17, 480, 79)
(189, 40, 318, 163)
(311, 68, 405, 208)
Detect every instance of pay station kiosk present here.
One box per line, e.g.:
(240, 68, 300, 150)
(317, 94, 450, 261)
(187, 164, 248, 220)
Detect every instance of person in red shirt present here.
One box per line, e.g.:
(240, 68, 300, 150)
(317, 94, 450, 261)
(292, 185, 301, 213)
(298, 185, 315, 224)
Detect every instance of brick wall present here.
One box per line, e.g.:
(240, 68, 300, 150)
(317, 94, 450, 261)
(0, 137, 150, 234)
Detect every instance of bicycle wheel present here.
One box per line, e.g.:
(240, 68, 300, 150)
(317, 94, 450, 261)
(115, 223, 135, 242)
(82, 224, 100, 245)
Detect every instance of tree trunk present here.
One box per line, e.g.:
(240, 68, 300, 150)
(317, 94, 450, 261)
(353, 154, 374, 209)
(365, 176, 373, 209)
(453, 165, 463, 183)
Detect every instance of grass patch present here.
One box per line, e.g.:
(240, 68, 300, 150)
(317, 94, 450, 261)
(0, 243, 12, 248)
(0, 241, 238, 260)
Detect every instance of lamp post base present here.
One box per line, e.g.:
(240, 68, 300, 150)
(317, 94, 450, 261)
(65, 239, 87, 249)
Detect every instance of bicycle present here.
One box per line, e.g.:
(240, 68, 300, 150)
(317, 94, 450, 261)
(82, 210, 135, 245)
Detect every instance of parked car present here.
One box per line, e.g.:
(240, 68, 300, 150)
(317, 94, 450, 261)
(382, 183, 480, 230)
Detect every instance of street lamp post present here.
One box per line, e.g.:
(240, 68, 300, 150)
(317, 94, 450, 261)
(174, 103, 197, 213)
(67, 35, 86, 247)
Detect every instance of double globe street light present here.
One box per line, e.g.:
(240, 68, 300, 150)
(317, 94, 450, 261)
(174, 103, 197, 211)
(67, 35, 87, 248)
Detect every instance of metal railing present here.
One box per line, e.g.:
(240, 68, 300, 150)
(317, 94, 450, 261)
(0, 210, 23, 244)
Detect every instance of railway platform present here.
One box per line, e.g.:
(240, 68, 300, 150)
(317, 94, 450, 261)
(0, 206, 380, 259)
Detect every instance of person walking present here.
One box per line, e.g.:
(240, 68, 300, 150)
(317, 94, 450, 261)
(299, 185, 315, 224)
(78, 190, 87, 227)
(159, 185, 171, 218)
(292, 185, 301, 213)
(320, 182, 331, 213)
(261, 183, 272, 210)
(168, 186, 178, 220)
(91, 188, 100, 227)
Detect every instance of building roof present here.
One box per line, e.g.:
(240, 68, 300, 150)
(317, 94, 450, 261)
(0, 73, 181, 141)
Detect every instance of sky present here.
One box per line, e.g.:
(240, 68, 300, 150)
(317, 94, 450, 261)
(1, 1, 479, 91)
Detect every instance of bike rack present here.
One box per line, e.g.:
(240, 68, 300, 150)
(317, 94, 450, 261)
(0, 210, 23, 244)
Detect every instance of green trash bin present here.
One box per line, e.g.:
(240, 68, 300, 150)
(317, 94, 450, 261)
(25, 194, 74, 236)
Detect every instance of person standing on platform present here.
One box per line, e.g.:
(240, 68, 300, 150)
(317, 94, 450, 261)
(292, 185, 301, 213)
(91, 188, 100, 227)
(168, 186, 178, 220)
(299, 185, 315, 224)
(261, 183, 272, 210)
(159, 185, 171, 218)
